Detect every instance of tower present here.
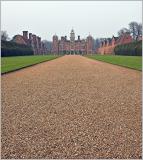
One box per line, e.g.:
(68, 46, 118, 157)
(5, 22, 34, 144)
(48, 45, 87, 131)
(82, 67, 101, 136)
(32, 34, 38, 55)
(52, 35, 59, 54)
(37, 37, 42, 54)
(70, 29, 75, 42)
(86, 34, 93, 54)
(70, 29, 75, 54)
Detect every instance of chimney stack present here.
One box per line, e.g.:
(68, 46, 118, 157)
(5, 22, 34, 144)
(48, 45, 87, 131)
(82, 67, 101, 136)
(29, 33, 32, 40)
(23, 31, 28, 39)
(61, 36, 65, 41)
(78, 36, 80, 40)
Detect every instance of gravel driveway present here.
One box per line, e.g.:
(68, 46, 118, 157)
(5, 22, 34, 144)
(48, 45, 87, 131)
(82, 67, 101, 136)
(1, 55, 142, 159)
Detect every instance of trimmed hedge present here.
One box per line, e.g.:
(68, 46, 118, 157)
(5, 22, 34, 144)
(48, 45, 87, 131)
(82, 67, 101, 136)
(114, 40, 142, 56)
(1, 40, 34, 57)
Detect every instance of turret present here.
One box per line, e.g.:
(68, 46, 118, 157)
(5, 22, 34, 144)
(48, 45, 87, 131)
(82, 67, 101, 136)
(52, 34, 59, 54)
(70, 29, 75, 42)
(86, 34, 93, 54)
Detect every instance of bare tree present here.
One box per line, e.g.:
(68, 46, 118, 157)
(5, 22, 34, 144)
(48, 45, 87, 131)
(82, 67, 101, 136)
(118, 28, 130, 36)
(93, 38, 105, 51)
(93, 38, 100, 50)
(137, 23, 142, 36)
(1, 31, 9, 41)
(42, 40, 52, 52)
(129, 22, 139, 40)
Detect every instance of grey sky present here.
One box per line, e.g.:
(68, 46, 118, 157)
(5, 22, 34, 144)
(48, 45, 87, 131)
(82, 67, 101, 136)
(1, 1, 142, 41)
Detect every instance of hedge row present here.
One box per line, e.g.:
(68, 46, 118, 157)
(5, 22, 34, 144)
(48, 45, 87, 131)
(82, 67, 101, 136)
(114, 40, 142, 56)
(1, 40, 34, 57)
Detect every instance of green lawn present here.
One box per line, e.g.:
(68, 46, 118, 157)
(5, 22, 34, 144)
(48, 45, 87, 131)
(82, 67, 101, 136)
(1, 55, 60, 74)
(86, 55, 142, 71)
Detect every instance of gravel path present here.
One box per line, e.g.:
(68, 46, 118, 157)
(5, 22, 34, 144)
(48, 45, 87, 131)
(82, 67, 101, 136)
(2, 55, 142, 159)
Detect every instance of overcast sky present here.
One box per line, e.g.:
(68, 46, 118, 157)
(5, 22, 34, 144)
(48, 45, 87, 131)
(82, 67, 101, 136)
(1, 1, 142, 41)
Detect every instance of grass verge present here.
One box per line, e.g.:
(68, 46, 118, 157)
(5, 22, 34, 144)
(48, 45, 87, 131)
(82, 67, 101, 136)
(86, 55, 142, 71)
(1, 55, 60, 74)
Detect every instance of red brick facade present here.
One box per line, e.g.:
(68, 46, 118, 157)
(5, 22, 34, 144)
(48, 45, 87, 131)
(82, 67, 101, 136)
(12, 31, 47, 55)
(97, 33, 133, 55)
(52, 29, 93, 54)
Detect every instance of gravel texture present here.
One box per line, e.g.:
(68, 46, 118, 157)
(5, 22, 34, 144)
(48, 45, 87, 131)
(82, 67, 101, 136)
(1, 55, 142, 159)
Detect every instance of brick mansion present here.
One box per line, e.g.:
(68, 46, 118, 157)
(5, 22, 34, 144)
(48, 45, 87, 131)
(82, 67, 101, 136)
(97, 33, 142, 55)
(12, 31, 48, 55)
(97, 33, 131, 55)
(11, 29, 142, 55)
(52, 29, 93, 55)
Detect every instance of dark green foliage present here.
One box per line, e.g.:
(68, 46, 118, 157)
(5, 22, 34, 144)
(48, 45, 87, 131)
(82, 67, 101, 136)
(1, 40, 34, 57)
(114, 40, 142, 56)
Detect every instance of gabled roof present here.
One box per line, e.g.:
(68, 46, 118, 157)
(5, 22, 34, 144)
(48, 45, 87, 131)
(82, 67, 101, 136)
(112, 36, 119, 41)
(12, 34, 30, 45)
(115, 33, 132, 44)
(12, 34, 21, 39)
